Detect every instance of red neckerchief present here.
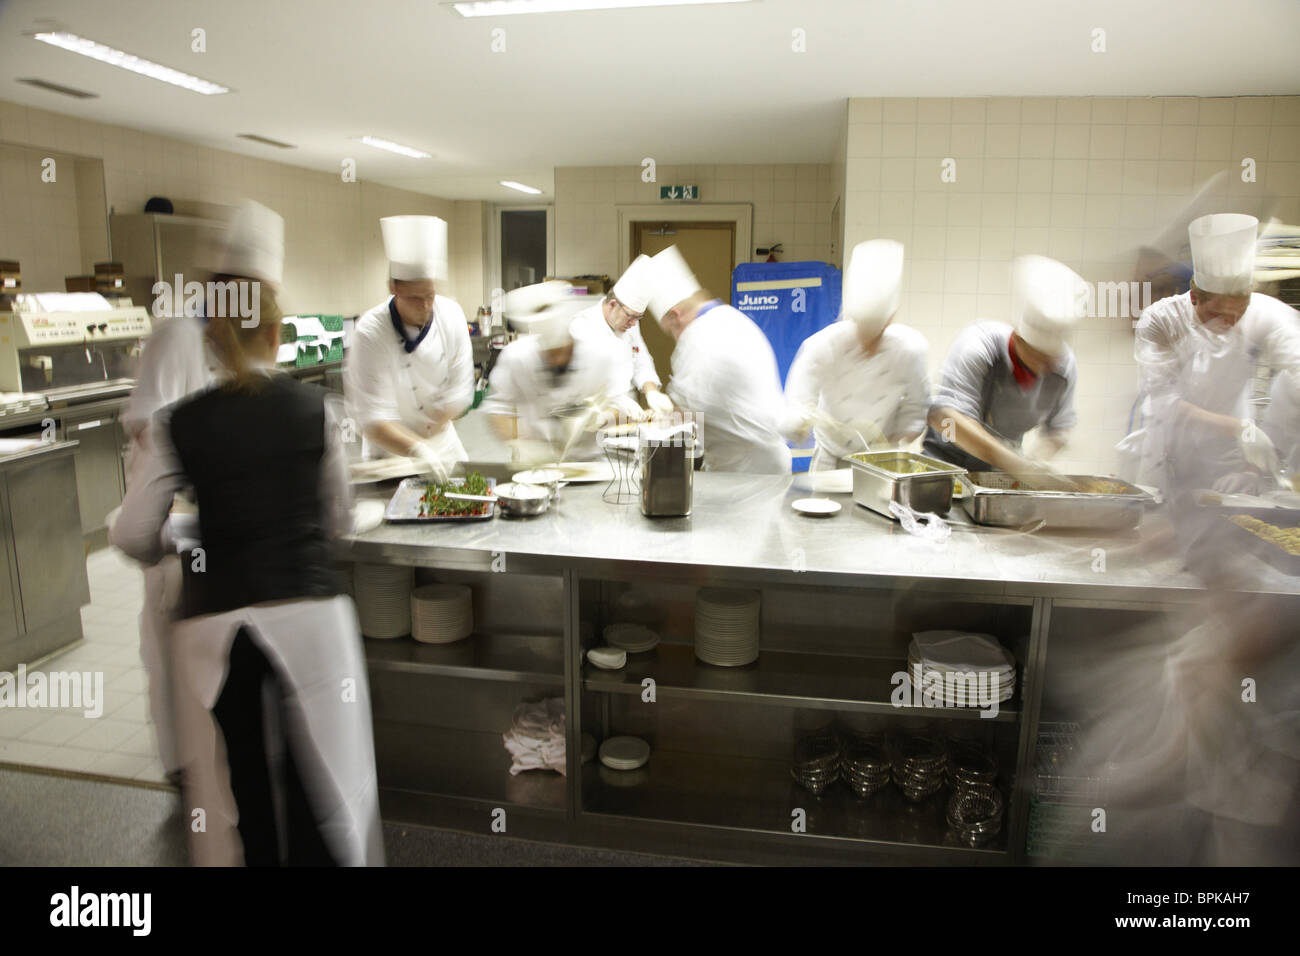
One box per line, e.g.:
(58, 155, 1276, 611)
(1008, 334, 1038, 390)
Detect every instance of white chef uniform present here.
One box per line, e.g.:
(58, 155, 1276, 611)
(485, 290, 623, 460)
(783, 239, 930, 470)
(344, 215, 473, 461)
(786, 322, 931, 471)
(111, 371, 382, 867)
(1121, 213, 1300, 490)
(668, 303, 791, 474)
(568, 303, 659, 403)
(117, 199, 282, 778)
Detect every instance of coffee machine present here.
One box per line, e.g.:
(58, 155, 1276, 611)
(639, 420, 698, 517)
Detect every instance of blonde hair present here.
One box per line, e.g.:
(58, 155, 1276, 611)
(204, 275, 282, 391)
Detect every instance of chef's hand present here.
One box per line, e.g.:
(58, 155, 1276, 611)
(1213, 471, 1260, 496)
(409, 441, 451, 483)
(645, 389, 674, 416)
(609, 395, 648, 423)
(1238, 423, 1280, 476)
(778, 410, 814, 444)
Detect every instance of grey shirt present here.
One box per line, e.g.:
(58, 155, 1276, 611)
(923, 321, 1077, 471)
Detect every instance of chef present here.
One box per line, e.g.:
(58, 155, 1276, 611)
(484, 280, 624, 463)
(646, 246, 791, 474)
(344, 216, 474, 480)
(118, 199, 283, 787)
(923, 255, 1087, 473)
(780, 239, 931, 471)
(568, 255, 672, 419)
(112, 281, 383, 867)
(1122, 213, 1300, 494)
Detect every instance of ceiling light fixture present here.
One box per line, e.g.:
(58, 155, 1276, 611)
(29, 31, 229, 95)
(354, 135, 432, 159)
(500, 180, 543, 194)
(450, 0, 752, 17)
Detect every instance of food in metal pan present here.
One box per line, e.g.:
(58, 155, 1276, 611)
(418, 472, 490, 517)
(1228, 515, 1300, 555)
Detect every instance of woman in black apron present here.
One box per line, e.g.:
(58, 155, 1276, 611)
(113, 281, 383, 866)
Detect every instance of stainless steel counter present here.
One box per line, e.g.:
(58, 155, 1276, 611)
(346, 472, 1297, 604)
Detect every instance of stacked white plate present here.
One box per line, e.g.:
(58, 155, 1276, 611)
(604, 623, 659, 653)
(905, 630, 1016, 706)
(353, 563, 413, 639)
(411, 583, 474, 644)
(599, 736, 650, 771)
(694, 588, 761, 666)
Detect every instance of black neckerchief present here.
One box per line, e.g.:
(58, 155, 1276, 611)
(388, 296, 433, 354)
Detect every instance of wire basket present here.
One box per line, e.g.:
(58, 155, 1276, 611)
(600, 435, 639, 504)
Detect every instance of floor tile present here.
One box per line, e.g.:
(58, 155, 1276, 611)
(105, 694, 149, 724)
(19, 713, 98, 745)
(36, 747, 104, 774)
(117, 724, 159, 758)
(65, 718, 142, 752)
(0, 708, 56, 737)
(83, 751, 156, 781)
(131, 759, 168, 783)
(0, 739, 54, 764)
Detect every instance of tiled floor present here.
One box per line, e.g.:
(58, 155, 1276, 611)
(0, 547, 169, 786)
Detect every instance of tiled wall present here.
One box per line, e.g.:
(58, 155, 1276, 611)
(840, 95, 1300, 475)
(553, 163, 836, 279)
(0, 99, 485, 315)
(0, 144, 88, 291)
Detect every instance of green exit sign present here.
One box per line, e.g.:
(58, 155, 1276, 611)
(659, 185, 699, 201)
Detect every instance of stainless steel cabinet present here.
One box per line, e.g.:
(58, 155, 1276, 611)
(62, 410, 126, 538)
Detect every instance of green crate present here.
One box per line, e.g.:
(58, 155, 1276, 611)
(319, 314, 343, 332)
(324, 339, 343, 363)
(294, 343, 322, 368)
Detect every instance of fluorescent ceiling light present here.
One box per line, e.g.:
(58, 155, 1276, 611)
(500, 180, 542, 194)
(30, 32, 229, 95)
(451, 0, 752, 17)
(354, 136, 432, 159)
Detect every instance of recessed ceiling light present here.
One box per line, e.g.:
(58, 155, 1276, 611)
(500, 180, 542, 195)
(29, 32, 229, 95)
(450, 0, 752, 16)
(353, 135, 432, 159)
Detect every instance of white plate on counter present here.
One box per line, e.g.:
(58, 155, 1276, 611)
(792, 497, 841, 517)
(514, 461, 614, 484)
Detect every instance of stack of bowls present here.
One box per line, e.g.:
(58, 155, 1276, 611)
(891, 734, 948, 802)
(410, 583, 473, 644)
(353, 563, 413, 639)
(791, 730, 840, 795)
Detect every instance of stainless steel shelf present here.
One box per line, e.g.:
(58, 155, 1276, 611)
(373, 720, 566, 813)
(583, 643, 1019, 721)
(365, 632, 563, 684)
(582, 748, 1008, 857)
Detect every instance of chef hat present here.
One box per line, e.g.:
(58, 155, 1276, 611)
(382, 215, 448, 281)
(842, 239, 904, 339)
(1011, 255, 1089, 358)
(645, 246, 702, 320)
(217, 200, 285, 286)
(611, 255, 653, 314)
(504, 280, 584, 350)
(1189, 213, 1258, 296)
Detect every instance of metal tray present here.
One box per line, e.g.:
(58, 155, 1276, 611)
(845, 451, 966, 519)
(383, 477, 497, 523)
(962, 472, 1154, 531)
(1220, 513, 1300, 576)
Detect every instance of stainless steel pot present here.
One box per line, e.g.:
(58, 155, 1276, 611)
(492, 482, 551, 517)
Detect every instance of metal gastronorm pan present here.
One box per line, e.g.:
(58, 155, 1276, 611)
(846, 451, 967, 519)
(962, 472, 1153, 531)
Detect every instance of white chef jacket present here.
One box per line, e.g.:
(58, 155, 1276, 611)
(344, 295, 474, 461)
(1123, 291, 1300, 489)
(785, 320, 931, 470)
(667, 303, 791, 475)
(123, 316, 216, 480)
(483, 334, 623, 459)
(568, 301, 661, 402)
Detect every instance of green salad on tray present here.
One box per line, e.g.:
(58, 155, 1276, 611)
(418, 472, 490, 517)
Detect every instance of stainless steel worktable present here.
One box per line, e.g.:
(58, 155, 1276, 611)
(346, 472, 1297, 604)
(343, 472, 1299, 865)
